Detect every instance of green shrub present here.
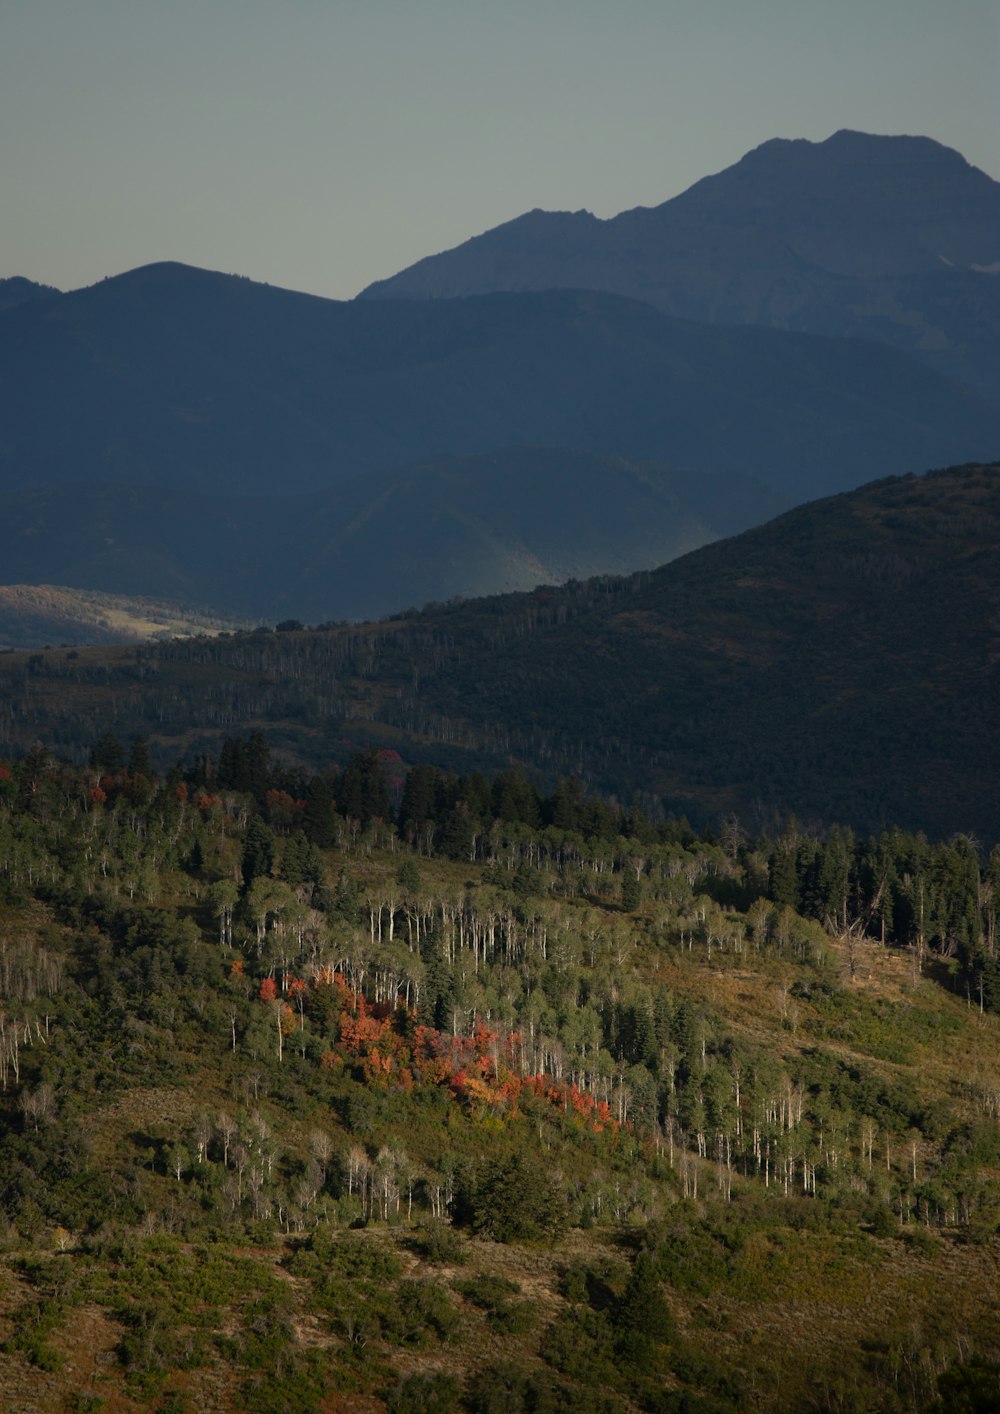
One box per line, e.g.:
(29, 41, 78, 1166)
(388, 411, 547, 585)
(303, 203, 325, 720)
(455, 1272, 535, 1335)
(407, 1223, 467, 1266)
(386, 1371, 460, 1413)
(384, 1280, 458, 1346)
(869, 1203, 898, 1238)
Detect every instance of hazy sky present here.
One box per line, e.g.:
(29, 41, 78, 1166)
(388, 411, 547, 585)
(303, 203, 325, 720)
(2, 0, 996, 300)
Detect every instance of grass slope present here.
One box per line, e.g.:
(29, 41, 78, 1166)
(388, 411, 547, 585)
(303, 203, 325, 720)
(0, 585, 244, 649)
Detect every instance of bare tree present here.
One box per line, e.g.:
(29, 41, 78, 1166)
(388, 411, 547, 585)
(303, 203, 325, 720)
(20, 1081, 55, 1133)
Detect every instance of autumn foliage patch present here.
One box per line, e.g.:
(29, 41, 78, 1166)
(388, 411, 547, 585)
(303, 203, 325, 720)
(259, 969, 616, 1133)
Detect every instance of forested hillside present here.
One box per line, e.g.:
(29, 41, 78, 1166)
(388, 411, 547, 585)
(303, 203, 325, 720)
(1, 738, 999, 1412)
(0, 277, 60, 313)
(1, 462, 996, 839)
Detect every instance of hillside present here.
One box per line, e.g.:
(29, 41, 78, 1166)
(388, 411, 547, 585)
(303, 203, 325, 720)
(1, 262, 998, 509)
(361, 130, 1000, 404)
(0, 747, 998, 1412)
(361, 460, 1000, 836)
(0, 452, 785, 626)
(0, 585, 243, 650)
(0, 462, 996, 840)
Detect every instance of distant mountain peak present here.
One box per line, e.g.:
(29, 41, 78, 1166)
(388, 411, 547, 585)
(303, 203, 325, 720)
(358, 130, 1000, 402)
(678, 129, 981, 198)
(823, 127, 970, 161)
(751, 128, 964, 154)
(100, 260, 233, 287)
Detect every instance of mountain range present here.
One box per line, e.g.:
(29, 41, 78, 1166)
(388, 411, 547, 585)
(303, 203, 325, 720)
(362, 130, 1000, 404)
(1, 129, 998, 637)
(2, 129, 998, 1414)
(3, 261, 995, 507)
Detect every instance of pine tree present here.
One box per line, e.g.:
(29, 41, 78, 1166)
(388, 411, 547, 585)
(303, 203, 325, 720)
(614, 1250, 672, 1372)
(128, 736, 151, 778)
(303, 776, 336, 847)
(242, 817, 274, 890)
(90, 732, 124, 774)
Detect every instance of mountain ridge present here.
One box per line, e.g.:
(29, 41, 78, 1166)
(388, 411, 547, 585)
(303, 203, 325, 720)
(0, 275, 61, 312)
(1, 262, 997, 507)
(359, 130, 1000, 402)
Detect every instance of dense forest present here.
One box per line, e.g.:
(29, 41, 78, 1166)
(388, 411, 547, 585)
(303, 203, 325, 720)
(1, 734, 999, 1412)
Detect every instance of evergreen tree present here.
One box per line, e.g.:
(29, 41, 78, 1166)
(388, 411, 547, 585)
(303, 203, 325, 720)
(128, 736, 151, 778)
(548, 776, 586, 832)
(90, 732, 124, 774)
(621, 872, 642, 913)
(245, 732, 272, 800)
(614, 1250, 673, 1372)
(457, 772, 493, 828)
(241, 816, 274, 890)
(337, 749, 391, 825)
(455, 1153, 568, 1244)
(302, 776, 337, 847)
(396, 858, 421, 893)
(337, 757, 365, 821)
(768, 837, 800, 910)
(398, 765, 441, 840)
(282, 834, 323, 889)
(492, 768, 542, 828)
(361, 750, 390, 823)
(331, 871, 360, 922)
(934, 836, 980, 954)
(816, 826, 855, 931)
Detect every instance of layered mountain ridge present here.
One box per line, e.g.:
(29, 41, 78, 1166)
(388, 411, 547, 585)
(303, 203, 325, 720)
(1, 129, 998, 638)
(2, 260, 997, 508)
(361, 130, 1000, 403)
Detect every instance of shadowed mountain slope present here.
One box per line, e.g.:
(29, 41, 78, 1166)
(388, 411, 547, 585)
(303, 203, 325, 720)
(0, 450, 784, 624)
(361, 131, 1000, 403)
(356, 461, 998, 836)
(1, 261, 998, 506)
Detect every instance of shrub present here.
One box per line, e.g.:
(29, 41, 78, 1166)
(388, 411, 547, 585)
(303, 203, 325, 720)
(407, 1223, 467, 1266)
(386, 1371, 460, 1413)
(383, 1280, 458, 1346)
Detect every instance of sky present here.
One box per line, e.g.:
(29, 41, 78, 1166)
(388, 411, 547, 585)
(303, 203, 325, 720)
(1, 0, 997, 301)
